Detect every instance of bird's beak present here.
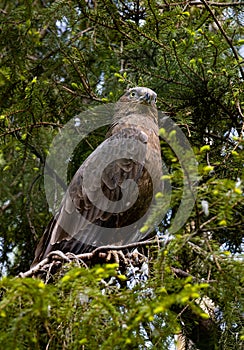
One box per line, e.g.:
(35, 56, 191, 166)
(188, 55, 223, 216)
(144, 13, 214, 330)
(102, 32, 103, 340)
(140, 92, 151, 104)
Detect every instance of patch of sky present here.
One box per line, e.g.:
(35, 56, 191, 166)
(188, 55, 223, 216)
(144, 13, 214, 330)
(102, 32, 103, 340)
(96, 72, 105, 95)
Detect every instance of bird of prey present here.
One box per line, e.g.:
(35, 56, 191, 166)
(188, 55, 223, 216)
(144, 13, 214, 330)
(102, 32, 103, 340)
(31, 87, 162, 267)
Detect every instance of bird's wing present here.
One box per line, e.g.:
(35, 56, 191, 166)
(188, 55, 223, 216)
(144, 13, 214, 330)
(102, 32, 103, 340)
(32, 126, 149, 265)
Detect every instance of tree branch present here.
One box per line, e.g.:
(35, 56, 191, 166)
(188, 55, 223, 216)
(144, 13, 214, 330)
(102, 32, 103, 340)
(200, 0, 244, 80)
(19, 238, 158, 278)
(157, 1, 243, 8)
(0, 122, 62, 138)
(171, 267, 217, 282)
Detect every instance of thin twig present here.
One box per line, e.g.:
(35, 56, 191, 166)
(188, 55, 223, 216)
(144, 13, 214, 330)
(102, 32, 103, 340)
(157, 1, 243, 8)
(205, 238, 222, 271)
(201, 0, 244, 80)
(0, 122, 62, 138)
(171, 267, 217, 282)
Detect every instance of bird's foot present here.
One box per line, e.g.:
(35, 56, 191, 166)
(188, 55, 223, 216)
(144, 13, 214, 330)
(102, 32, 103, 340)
(106, 250, 127, 265)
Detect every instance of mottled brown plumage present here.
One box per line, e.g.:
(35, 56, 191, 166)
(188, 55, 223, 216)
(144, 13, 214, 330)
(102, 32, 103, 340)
(31, 87, 162, 267)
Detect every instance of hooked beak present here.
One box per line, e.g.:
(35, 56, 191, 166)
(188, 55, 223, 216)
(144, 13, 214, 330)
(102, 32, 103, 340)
(140, 92, 151, 104)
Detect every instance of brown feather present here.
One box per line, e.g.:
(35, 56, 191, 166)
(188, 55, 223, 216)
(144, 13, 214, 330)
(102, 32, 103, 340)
(31, 87, 162, 267)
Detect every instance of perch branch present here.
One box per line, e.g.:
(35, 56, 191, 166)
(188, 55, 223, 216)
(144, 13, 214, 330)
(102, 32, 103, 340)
(19, 239, 158, 278)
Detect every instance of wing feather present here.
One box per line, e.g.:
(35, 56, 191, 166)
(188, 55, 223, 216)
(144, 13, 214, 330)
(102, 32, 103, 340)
(31, 126, 153, 266)
(31, 89, 163, 267)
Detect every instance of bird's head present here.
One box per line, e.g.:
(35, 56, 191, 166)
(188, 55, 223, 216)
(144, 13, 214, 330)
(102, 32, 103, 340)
(119, 87, 157, 106)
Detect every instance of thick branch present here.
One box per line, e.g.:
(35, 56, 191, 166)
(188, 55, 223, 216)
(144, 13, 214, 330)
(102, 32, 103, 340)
(19, 239, 157, 278)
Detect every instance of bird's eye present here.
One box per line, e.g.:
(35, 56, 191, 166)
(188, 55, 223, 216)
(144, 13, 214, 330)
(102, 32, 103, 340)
(130, 91, 136, 97)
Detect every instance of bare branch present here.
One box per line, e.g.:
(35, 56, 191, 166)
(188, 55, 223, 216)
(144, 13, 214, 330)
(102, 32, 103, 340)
(19, 239, 158, 278)
(76, 238, 158, 257)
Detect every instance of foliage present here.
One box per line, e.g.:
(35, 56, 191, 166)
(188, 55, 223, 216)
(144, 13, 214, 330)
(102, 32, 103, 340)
(0, 0, 243, 348)
(0, 248, 242, 350)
